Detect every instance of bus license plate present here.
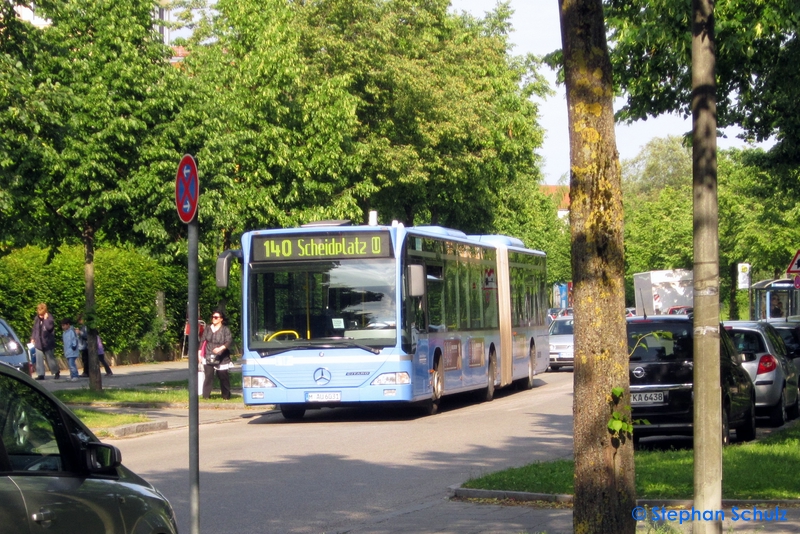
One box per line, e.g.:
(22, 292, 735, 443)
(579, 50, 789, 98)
(631, 391, 665, 405)
(307, 392, 341, 402)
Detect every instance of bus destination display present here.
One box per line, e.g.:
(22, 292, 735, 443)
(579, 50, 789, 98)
(252, 232, 392, 262)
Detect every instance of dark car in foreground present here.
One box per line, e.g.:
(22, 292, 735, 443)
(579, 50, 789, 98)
(628, 316, 756, 444)
(723, 320, 799, 427)
(0, 318, 33, 376)
(0, 361, 178, 533)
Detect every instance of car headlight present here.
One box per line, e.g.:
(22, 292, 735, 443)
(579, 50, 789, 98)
(371, 372, 410, 385)
(243, 376, 276, 388)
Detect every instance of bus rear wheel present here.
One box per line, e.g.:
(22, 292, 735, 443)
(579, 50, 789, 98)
(280, 404, 306, 420)
(518, 347, 535, 390)
(483, 353, 496, 402)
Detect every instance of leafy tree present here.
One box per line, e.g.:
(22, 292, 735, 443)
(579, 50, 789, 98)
(0, 0, 185, 389)
(559, 0, 634, 531)
(158, 0, 550, 260)
(622, 135, 692, 199)
(605, 0, 800, 162)
(624, 185, 693, 275)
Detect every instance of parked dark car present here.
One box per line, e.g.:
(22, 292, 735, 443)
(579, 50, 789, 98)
(723, 320, 800, 427)
(0, 361, 178, 533)
(0, 317, 33, 375)
(766, 319, 800, 360)
(628, 316, 756, 444)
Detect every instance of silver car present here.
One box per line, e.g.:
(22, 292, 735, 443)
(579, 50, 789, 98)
(548, 317, 574, 371)
(0, 318, 33, 375)
(0, 361, 178, 533)
(723, 321, 800, 427)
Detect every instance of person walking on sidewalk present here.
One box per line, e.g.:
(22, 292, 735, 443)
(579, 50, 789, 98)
(30, 303, 59, 380)
(96, 334, 113, 376)
(76, 314, 89, 376)
(200, 309, 232, 400)
(60, 318, 80, 380)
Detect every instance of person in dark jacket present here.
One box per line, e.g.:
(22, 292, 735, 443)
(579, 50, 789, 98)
(30, 303, 59, 380)
(200, 309, 233, 400)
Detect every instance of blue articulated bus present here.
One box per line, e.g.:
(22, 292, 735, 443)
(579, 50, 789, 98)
(216, 220, 549, 419)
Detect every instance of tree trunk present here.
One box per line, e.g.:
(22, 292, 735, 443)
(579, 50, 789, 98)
(83, 225, 103, 392)
(692, 0, 722, 532)
(558, 0, 635, 532)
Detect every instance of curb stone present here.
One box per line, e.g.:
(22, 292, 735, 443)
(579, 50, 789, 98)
(450, 485, 800, 509)
(106, 420, 169, 438)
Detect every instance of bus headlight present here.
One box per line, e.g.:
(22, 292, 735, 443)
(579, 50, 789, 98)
(243, 376, 276, 388)
(371, 372, 410, 386)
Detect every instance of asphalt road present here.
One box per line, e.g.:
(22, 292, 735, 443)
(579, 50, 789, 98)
(109, 371, 577, 534)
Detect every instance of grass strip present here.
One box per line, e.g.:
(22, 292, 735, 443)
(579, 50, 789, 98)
(72, 408, 150, 429)
(463, 423, 800, 500)
(54, 387, 242, 405)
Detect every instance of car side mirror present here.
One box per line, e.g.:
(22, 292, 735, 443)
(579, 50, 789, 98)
(85, 442, 122, 473)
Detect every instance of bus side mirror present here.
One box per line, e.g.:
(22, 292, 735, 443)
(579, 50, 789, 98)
(216, 250, 242, 288)
(408, 265, 425, 297)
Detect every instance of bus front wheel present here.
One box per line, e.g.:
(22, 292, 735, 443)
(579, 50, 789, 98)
(423, 357, 443, 416)
(280, 404, 306, 420)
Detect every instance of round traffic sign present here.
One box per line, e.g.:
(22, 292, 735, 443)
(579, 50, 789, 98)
(175, 154, 199, 224)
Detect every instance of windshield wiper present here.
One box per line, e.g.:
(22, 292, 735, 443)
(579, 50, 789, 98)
(258, 340, 381, 356)
(320, 339, 381, 354)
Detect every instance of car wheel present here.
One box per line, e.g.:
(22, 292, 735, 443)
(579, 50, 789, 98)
(279, 404, 306, 420)
(737, 398, 757, 442)
(721, 408, 730, 446)
(787, 387, 800, 420)
(11, 403, 30, 448)
(768, 389, 788, 427)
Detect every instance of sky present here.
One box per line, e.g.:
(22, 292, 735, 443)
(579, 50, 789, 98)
(448, 0, 771, 185)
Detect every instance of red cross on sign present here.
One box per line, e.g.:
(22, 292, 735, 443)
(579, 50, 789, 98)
(175, 155, 199, 224)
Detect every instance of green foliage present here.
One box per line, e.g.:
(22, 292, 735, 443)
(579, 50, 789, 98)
(0, 246, 176, 357)
(607, 387, 634, 438)
(605, 0, 800, 162)
(620, 138, 800, 313)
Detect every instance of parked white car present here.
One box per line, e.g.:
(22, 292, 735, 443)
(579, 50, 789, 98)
(548, 317, 574, 371)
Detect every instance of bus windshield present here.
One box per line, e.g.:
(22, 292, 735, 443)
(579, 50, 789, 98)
(248, 259, 397, 354)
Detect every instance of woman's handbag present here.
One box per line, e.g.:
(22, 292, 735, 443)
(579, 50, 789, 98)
(199, 340, 213, 364)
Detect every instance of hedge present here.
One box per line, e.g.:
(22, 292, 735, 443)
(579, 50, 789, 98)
(0, 245, 173, 360)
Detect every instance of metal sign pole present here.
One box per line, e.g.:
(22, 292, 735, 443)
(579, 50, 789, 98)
(176, 153, 200, 534)
(188, 219, 200, 534)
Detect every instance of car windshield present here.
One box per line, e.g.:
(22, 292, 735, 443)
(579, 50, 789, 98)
(549, 319, 574, 336)
(248, 259, 397, 353)
(0, 322, 23, 357)
(627, 322, 693, 362)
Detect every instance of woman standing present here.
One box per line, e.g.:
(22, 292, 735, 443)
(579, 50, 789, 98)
(200, 309, 233, 400)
